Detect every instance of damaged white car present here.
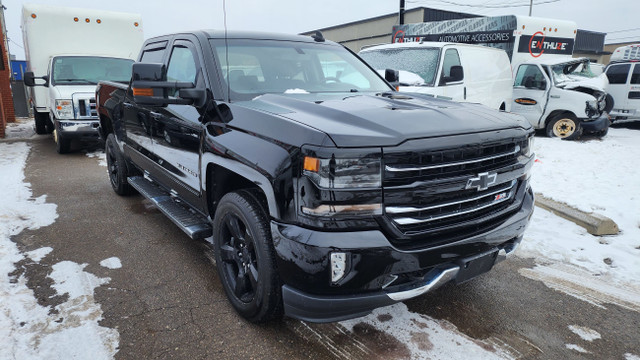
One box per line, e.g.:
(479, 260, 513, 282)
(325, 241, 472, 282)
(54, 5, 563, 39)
(511, 57, 612, 140)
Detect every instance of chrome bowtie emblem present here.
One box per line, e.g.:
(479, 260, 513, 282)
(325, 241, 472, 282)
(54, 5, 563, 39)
(466, 172, 497, 191)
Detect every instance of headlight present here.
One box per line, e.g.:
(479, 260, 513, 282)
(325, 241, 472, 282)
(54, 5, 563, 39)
(523, 135, 534, 157)
(54, 99, 74, 119)
(299, 146, 382, 218)
(302, 155, 381, 189)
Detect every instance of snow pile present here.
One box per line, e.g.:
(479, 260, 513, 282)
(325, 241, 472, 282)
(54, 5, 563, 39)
(518, 128, 640, 286)
(4, 118, 36, 140)
(568, 325, 600, 341)
(0, 142, 119, 359)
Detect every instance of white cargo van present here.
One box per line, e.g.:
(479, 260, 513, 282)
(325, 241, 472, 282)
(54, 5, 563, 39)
(359, 42, 513, 111)
(604, 60, 640, 122)
(22, 4, 143, 153)
(389, 15, 611, 139)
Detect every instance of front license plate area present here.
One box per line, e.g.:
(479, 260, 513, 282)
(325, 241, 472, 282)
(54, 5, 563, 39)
(455, 249, 499, 284)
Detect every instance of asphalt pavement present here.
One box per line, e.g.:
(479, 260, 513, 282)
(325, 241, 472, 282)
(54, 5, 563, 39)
(10, 135, 640, 360)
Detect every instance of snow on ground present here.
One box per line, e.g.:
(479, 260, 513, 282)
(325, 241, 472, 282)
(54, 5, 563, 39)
(0, 142, 119, 359)
(517, 128, 640, 290)
(339, 304, 513, 360)
(85, 150, 107, 167)
(626, 353, 640, 360)
(567, 325, 601, 341)
(4, 118, 36, 140)
(565, 344, 589, 353)
(100, 257, 122, 269)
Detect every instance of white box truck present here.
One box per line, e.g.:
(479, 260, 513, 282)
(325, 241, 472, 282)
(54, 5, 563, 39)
(391, 15, 611, 139)
(358, 42, 514, 111)
(22, 4, 143, 153)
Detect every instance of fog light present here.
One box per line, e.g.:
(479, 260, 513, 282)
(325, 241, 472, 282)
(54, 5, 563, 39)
(330, 252, 347, 283)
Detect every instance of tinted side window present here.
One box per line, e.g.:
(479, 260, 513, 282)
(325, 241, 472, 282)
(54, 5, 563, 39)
(140, 48, 165, 64)
(514, 64, 546, 90)
(166, 46, 197, 83)
(606, 64, 631, 84)
(631, 64, 640, 85)
(441, 49, 462, 79)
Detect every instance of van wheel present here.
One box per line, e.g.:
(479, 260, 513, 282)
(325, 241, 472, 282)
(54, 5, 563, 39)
(212, 190, 282, 323)
(546, 114, 582, 140)
(34, 111, 48, 134)
(105, 133, 135, 195)
(54, 129, 71, 154)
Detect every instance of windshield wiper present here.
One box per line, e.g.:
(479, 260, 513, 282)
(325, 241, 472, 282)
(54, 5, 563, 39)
(56, 78, 98, 84)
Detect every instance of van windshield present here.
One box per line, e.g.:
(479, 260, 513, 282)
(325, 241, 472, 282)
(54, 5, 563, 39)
(359, 47, 440, 87)
(550, 60, 597, 85)
(211, 39, 392, 101)
(51, 56, 134, 85)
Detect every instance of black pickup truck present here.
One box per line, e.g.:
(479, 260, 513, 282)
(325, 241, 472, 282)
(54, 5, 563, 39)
(96, 30, 535, 323)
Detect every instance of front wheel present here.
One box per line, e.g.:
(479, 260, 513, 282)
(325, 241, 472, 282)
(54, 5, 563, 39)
(54, 129, 71, 154)
(546, 114, 583, 140)
(212, 190, 282, 323)
(105, 133, 135, 195)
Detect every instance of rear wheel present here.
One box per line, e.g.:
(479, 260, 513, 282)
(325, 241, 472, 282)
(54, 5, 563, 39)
(212, 190, 282, 323)
(105, 133, 135, 195)
(546, 113, 582, 140)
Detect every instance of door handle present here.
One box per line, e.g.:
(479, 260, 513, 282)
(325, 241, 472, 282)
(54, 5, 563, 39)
(464, 87, 467, 100)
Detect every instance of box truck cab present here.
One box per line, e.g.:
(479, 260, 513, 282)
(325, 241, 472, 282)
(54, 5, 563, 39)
(390, 15, 611, 139)
(21, 4, 143, 153)
(358, 42, 513, 111)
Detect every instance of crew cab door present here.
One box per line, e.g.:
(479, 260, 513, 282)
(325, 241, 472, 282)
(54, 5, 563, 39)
(148, 38, 204, 208)
(122, 40, 169, 169)
(435, 48, 465, 101)
(512, 64, 549, 128)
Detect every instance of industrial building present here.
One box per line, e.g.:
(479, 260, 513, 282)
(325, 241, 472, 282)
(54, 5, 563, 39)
(302, 7, 610, 64)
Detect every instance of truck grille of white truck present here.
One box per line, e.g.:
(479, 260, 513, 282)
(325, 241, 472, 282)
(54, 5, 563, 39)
(381, 135, 528, 250)
(73, 97, 98, 119)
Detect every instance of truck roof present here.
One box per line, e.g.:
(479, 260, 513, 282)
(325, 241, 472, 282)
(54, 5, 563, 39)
(147, 30, 340, 45)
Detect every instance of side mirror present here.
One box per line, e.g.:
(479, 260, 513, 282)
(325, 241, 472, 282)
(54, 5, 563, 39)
(384, 68, 399, 83)
(24, 72, 49, 87)
(450, 65, 464, 82)
(131, 62, 204, 106)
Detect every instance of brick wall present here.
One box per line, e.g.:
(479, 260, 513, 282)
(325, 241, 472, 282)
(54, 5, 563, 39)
(0, 28, 16, 138)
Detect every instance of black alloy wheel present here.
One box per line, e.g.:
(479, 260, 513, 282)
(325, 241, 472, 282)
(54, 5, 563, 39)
(213, 191, 282, 323)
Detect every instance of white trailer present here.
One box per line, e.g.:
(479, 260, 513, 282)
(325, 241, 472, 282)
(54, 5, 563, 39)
(22, 4, 143, 153)
(391, 16, 610, 139)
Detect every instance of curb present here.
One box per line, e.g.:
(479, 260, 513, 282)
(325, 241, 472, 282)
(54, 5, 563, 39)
(534, 193, 619, 236)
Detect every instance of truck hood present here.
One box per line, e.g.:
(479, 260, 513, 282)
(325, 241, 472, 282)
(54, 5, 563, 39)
(561, 73, 608, 92)
(52, 84, 98, 100)
(238, 93, 530, 147)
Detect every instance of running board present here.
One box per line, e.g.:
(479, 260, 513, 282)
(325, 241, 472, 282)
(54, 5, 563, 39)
(127, 176, 212, 240)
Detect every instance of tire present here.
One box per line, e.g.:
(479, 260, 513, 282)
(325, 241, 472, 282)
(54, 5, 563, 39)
(54, 129, 71, 154)
(545, 113, 583, 140)
(105, 133, 135, 195)
(45, 115, 54, 134)
(34, 111, 48, 134)
(603, 94, 614, 114)
(212, 190, 282, 323)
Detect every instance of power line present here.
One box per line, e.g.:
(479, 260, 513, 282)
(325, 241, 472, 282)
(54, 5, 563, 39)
(607, 27, 640, 34)
(8, 38, 22, 49)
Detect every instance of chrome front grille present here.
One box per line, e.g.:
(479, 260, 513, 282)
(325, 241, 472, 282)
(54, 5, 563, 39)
(72, 95, 98, 119)
(382, 136, 529, 248)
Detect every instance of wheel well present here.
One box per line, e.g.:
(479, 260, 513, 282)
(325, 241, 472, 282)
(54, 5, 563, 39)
(544, 110, 576, 128)
(206, 164, 268, 218)
(100, 114, 114, 136)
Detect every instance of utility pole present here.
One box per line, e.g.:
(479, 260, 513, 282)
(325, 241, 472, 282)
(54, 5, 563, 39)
(399, 0, 405, 25)
(529, 0, 533, 16)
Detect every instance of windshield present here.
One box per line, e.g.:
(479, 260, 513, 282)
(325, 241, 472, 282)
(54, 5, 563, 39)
(51, 56, 134, 85)
(211, 39, 392, 101)
(359, 47, 440, 86)
(550, 60, 597, 84)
